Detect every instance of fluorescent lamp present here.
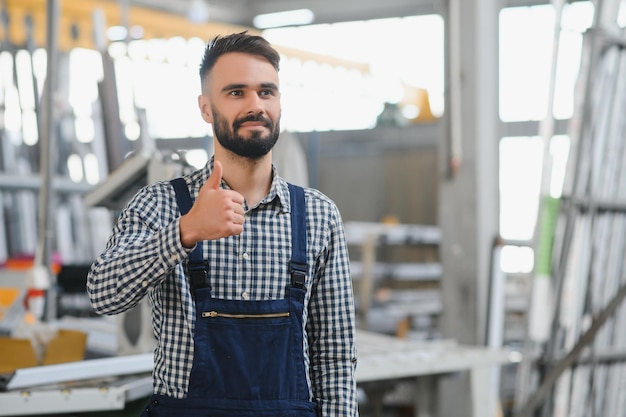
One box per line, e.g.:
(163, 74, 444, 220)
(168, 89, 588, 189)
(253, 9, 314, 29)
(188, 0, 210, 23)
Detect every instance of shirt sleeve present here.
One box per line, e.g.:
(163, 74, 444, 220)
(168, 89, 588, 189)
(87, 183, 191, 315)
(307, 202, 359, 416)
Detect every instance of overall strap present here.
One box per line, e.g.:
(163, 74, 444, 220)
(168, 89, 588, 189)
(170, 177, 209, 291)
(288, 183, 307, 290)
(171, 178, 306, 292)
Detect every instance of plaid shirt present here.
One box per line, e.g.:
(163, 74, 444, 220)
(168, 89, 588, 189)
(87, 159, 358, 416)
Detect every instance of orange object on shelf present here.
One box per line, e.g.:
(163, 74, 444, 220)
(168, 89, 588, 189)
(0, 287, 21, 321)
(3, 258, 62, 275)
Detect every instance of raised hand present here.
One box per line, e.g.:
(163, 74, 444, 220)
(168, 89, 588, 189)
(179, 160, 245, 247)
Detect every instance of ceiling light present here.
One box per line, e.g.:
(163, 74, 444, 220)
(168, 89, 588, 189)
(188, 0, 210, 23)
(253, 9, 314, 29)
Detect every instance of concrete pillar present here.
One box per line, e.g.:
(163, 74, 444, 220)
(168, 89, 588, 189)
(438, 0, 501, 415)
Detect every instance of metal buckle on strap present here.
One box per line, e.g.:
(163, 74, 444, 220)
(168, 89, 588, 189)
(187, 261, 209, 291)
(289, 261, 307, 290)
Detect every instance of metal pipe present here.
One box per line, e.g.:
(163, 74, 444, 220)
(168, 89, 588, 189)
(514, 279, 626, 417)
(31, 0, 59, 319)
(0, 174, 92, 193)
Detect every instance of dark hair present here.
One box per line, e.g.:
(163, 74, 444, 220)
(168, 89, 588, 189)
(199, 31, 280, 90)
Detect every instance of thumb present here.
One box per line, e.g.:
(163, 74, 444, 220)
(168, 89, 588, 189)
(206, 160, 223, 190)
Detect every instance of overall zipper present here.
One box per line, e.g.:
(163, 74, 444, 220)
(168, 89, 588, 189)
(202, 311, 290, 319)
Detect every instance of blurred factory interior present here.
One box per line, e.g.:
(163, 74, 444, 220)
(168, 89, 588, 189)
(0, 0, 625, 416)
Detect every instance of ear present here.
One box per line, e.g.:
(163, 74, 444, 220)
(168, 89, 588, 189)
(198, 94, 213, 124)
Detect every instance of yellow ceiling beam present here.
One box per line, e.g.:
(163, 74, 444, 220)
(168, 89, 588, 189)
(0, 0, 370, 74)
(2, 0, 254, 50)
(274, 44, 370, 75)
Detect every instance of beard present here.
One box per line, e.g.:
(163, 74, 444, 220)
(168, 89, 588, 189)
(212, 108, 280, 159)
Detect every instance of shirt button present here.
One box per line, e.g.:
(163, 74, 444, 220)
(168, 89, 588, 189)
(241, 291, 249, 300)
(242, 252, 250, 260)
(141, 280, 148, 287)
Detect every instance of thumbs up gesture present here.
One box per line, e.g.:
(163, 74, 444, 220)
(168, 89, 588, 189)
(179, 160, 245, 247)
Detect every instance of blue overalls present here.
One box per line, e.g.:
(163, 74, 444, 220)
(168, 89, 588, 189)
(141, 179, 317, 417)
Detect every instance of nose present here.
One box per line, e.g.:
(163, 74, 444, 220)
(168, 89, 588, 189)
(245, 93, 265, 115)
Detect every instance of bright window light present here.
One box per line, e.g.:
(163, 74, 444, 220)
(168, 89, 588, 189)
(253, 9, 314, 29)
(501, 245, 534, 274)
(15, 50, 36, 111)
(499, 2, 593, 122)
(107, 26, 128, 42)
(185, 149, 209, 169)
(75, 116, 95, 143)
(619, 2, 626, 27)
(21, 111, 38, 145)
(264, 15, 445, 131)
(125, 121, 141, 141)
(499, 136, 544, 241)
(67, 154, 84, 183)
(84, 153, 101, 185)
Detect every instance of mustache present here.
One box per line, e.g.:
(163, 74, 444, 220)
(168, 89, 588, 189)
(233, 114, 273, 130)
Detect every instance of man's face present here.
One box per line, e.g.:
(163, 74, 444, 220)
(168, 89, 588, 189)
(200, 52, 281, 159)
(210, 104, 280, 159)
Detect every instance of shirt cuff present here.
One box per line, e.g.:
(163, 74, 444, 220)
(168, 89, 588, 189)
(159, 217, 195, 268)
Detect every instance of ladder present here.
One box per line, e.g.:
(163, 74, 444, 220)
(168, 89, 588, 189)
(514, 0, 626, 416)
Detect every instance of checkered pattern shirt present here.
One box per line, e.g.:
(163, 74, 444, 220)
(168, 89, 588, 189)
(87, 159, 358, 416)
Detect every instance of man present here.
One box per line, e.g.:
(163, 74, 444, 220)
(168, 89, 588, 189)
(87, 31, 358, 416)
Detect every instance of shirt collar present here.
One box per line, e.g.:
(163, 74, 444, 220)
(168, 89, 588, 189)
(204, 156, 291, 214)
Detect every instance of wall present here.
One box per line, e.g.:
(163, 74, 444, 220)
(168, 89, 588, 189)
(296, 124, 439, 226)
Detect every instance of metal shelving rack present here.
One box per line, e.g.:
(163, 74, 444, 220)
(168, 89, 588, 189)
(514, 0, 626, 416)
(344, 221, 442, 338)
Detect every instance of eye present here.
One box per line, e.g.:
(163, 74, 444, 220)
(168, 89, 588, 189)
(260, 89, 276, 97)
(229, 90, 243, 97)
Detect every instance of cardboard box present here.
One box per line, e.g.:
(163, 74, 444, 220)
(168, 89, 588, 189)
(0, 329, 87, 374)
(0, 338, 38, 374)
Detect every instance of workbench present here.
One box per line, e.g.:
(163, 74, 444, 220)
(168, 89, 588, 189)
(0, 330, 513, 416)
(356, 330, 513, 417)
